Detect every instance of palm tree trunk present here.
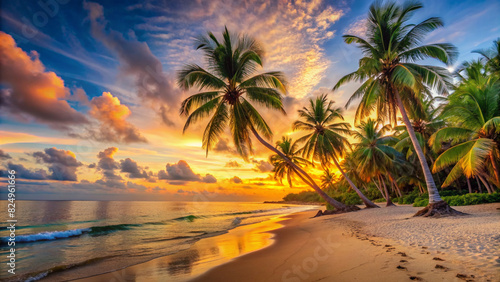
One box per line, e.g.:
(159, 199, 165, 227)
(466, 177, 472, 194)
(362, 184, 369, 192)
(249, 126, 347, 210)
(490, 154, 500, 188)
(394, 90, 442, 204)
(388, 173, 402, 197)
(373, 180, 386, 200)
(417, 183, 424, 194)
(331, 155, 379, 208)
(476, 177, 483, 193)
(478, 174, 492, 194)
(379, 175, 395, 207)
(392, 180, 402, 198)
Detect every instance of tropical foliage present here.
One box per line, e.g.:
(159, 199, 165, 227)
(430, 60, 500, 191)
(293, 95, 379, 208)
(270, 137, 310, 187)
(332, 0, 461, 214)
(179, 2, 500, 214)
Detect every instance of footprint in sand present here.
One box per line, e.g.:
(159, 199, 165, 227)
(409, 276, 423, 281)
(397, 265, 407, 270)
(456, 273, 476, 281)
(433, 257, 445, 261)
(435, 264, 449, 271)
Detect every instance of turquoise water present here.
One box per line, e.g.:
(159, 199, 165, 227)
(0, 201, 314, 281)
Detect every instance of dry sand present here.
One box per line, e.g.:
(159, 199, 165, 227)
(193, 203, 500, 282)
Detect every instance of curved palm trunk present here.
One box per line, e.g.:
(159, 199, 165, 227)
(391, 180, 402, 198)
(388, 173, 402, 198)
(476, 177, 483, 193)
(394, 91, 442, 204)
(478, 174, 493, 194)
(466, 177, 472, 194)
(378, 175, 395, 207)
(331, 156, 379, 208)
(490, 154, 500, 188)
(249, 127, 347, 210)
(373, 180, 386, 200)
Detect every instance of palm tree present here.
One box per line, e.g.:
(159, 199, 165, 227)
(430, 60, 500, 191)
(321, 169, 339, 191)
(473, 38, 500, 75)
(178, 28, 348, 210)
(394, 98, 445, 187)
(293, 94, 379, 208)
(270, 136, 311, 188)
(394, 98, 444, 162)
(351, 119, 399, 206)
(333, 1, 460, 216)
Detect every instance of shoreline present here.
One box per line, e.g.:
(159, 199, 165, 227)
(263, 201, 326, 206)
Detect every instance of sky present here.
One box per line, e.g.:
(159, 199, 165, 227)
(0, 0, 499, 201)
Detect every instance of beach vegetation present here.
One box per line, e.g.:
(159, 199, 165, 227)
(179, 3, 499, 215)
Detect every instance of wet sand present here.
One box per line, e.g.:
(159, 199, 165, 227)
(69, 203, 499, 281)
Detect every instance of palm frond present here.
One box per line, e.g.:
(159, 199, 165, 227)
(183, 97, 222, 132)
(202, 102, 228, 156)
(177, 64, 226, 90)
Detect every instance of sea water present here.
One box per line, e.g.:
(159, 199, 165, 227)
(0, 201, 315, 281)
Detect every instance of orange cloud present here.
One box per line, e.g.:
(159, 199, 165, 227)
(0, 131, 77, 146)
(88, 92, 147, 143)
(84, 2, 181, 126)
(0, 32, 86, 126)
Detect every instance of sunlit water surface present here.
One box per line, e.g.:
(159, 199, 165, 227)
(0, 200, 316, 281)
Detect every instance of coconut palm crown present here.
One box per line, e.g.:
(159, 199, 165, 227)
(293, 94, 379, 208)
(333, 1, 457, 125)
(293, 94, 352, 167)
(178, 27, 287, 160)
(270, 136, 311, 188)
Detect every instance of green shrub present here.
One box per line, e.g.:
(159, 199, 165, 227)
(412, 192, 500, 207)
(339, 192, 363, 205)
(397, 190, 420, 205)
(374, 198, 386, 203)
(325, 191, 362, 209)
(363, 186, 383, 200)
(439, 189, 467, 197)
(413, 198, 428, 207)
(283, 191, 321, 202)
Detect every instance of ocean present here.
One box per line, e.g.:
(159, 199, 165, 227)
(0, 200, 316, 281)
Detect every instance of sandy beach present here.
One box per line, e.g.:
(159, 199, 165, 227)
(63, 203, 499, 282)
(194, 203, 499, 282)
